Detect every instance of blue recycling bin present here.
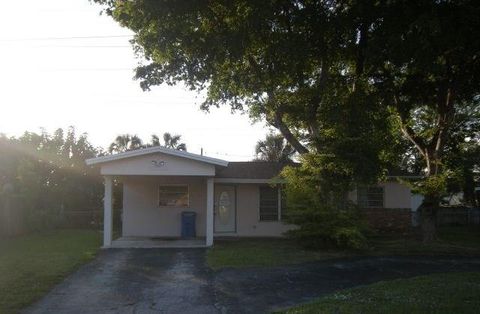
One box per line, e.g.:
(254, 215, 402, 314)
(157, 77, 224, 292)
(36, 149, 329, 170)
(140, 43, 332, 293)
(181, 211, 196, 238)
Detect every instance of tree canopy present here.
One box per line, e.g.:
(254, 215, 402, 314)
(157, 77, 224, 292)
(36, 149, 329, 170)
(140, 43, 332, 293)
(94, 0, 480, 242)
(95, 0, 397, 182)
(0, 128, 103, 232)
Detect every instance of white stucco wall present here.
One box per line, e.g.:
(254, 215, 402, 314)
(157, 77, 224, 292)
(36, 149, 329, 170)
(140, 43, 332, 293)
(122, 178, 412, 238)
(348, 181, 412, 209)
(123, 178, 294, 238)
(100, 152, 215, 176)
(215, 184, 294, 237)
(122, 176, 207, 237)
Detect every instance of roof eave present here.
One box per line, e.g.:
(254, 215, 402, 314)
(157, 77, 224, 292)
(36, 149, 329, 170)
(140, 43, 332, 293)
(85, 146, 228, 167)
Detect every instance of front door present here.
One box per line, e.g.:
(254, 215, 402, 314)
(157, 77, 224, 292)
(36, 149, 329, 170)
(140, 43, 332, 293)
(214, 185, 236, 233)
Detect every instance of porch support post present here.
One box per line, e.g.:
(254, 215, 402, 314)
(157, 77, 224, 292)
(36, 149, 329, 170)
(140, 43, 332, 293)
(103, 176, 113, 248)
(206, 177, 214, 247)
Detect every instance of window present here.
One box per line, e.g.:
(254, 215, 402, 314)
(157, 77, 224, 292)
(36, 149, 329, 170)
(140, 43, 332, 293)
(357, 186, 384, 208)
(158, 185, 189, 207)
(259, 186, 278, 221)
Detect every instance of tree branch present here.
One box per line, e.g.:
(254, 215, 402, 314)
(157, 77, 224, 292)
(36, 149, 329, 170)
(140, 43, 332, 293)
(274, 108, 309, 155)
(400, 123, 427, 159)
(395, 97, 427, 159)
(307, 61, 328, 141)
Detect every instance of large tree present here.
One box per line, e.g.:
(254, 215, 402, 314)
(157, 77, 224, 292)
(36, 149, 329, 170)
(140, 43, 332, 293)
(95, 0, 480, 241)
(95, 0, 390, 180)
(362, 1, 480, 241)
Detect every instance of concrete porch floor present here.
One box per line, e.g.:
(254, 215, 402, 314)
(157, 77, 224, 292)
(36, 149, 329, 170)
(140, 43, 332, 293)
(110, 237, 206, 248)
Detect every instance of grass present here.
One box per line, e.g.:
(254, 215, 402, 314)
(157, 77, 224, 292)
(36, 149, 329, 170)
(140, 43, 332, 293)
(279, 272, 480, 314)
(368, 226, 480, 256)
(0, 229, 102, 313)
(207, 226, 480, 269)
(207, 238, 350, 270)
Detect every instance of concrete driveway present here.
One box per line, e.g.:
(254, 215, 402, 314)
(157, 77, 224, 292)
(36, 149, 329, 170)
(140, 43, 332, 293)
(25, 249, 480, 314)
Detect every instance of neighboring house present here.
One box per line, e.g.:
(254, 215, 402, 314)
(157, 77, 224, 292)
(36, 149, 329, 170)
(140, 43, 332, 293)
(86, 146, 417, 248)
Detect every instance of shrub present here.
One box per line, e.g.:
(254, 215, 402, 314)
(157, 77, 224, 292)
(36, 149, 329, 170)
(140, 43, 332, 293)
(333, 227, 368, 250)
(282, 154, 370, 250)
(285, 203, 368, 250)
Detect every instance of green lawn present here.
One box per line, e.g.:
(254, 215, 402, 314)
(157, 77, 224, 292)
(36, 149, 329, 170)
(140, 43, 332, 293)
(279, 272, 480, 314)
(207, 227, 480, 269)
(368, 226, 480, 256)
(207, 238, 350, 270)
(0, 229, 102, 313)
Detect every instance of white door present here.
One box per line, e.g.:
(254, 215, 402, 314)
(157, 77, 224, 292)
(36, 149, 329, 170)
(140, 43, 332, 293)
(214, 185, 236, 233)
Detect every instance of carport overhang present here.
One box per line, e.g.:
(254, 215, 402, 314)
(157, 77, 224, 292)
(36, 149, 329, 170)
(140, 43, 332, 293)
(85, 146, 228, 248)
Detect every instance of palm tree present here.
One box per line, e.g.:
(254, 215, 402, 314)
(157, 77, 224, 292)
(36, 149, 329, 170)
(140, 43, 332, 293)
(163, 132, 186, 151)
(255, 133, 295, 162)
(108, 134, 143, 153)
(150, 134, 161, 146)
(149, 133, 187, 151)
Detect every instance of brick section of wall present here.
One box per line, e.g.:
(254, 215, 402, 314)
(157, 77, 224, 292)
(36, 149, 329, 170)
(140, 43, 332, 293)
(363, 208, 411, 231)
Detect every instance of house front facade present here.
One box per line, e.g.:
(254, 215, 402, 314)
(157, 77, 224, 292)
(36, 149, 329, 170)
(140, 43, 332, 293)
(86, 146, 416, 248)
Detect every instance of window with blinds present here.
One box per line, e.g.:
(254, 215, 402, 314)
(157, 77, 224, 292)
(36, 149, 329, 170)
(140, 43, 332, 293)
(259, 186, 279, 221)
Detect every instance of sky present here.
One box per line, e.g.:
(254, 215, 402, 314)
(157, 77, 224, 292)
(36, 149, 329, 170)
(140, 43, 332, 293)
(0, 0, 271, 160)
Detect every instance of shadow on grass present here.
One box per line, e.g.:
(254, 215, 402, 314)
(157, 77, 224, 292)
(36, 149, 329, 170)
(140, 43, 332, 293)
(208, 226, 480, 269)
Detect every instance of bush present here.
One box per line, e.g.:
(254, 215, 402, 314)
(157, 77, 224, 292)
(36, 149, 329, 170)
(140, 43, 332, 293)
(281, 154, 370, 250)
(333, 227, 368, 250)
(285, 203, 368, 250)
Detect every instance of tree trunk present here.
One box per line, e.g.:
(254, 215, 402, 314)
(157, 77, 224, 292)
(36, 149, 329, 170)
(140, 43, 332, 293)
(419, 196, 439, 244)
(463, 169, 476, 207)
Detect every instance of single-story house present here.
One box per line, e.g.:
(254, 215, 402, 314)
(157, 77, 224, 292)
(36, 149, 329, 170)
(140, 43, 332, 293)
(86, 146, 418, 248)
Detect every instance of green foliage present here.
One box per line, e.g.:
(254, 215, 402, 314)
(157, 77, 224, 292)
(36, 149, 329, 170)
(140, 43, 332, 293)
(366, 1, 480, 180)
(332, 227, 368, 251)
(93, 0, 388, 157)
(441, 101, 480, 205)
(93, 0, 480, 241)
(108, 134, 143, 153)
(160, 132, 187, 151)
(410, 174, 448, 201)
(282, 156, 368, 250)
(285, 204, 368, 250)
(0, 128, 103, 233)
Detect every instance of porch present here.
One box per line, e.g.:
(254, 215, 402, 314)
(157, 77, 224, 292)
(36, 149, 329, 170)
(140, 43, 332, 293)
(85, 146, 229, 248)
(102, 175, 215, 248)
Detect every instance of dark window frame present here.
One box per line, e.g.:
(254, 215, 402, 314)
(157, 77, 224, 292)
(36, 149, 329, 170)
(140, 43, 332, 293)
(259, 185, 282, 221)
(357, 186, 384, 208)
